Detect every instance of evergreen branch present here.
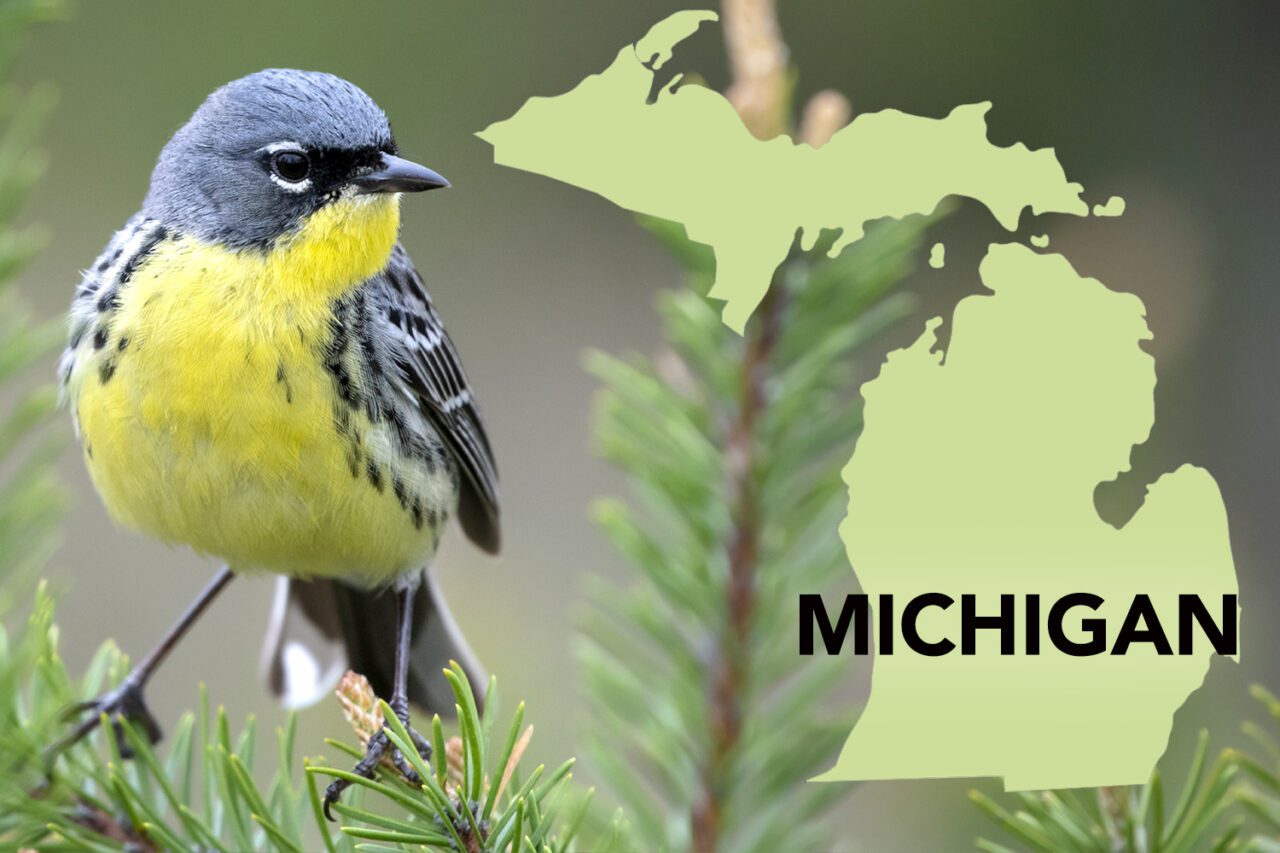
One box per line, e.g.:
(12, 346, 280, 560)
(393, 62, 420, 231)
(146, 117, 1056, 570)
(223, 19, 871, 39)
(1232, 685, 1280, 850)
(0, 0, 66, 619)
(691, 272, 781, 852)
(1, 586, 616, 851)
(582, 211, 930, 853)
(577, 4, 937, 849)
(971, 728, 1249, 852)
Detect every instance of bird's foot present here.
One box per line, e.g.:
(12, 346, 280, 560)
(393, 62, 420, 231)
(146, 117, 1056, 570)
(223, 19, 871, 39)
(50, 677, 162, 763)
(323, 706, 432, 820)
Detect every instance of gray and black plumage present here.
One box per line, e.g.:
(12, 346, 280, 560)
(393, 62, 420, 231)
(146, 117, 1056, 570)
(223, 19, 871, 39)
(52, 69, 500, 810)
(262, 243, 500, 713)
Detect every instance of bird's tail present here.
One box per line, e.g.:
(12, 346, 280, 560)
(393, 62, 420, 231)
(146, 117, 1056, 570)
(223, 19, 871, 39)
(261, 570, 484, 716)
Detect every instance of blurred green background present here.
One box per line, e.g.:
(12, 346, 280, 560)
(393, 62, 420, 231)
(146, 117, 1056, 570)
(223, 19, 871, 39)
(8, 1, 1279, 849)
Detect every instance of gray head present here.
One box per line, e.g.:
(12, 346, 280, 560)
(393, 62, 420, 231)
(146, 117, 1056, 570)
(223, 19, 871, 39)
(143, 69, 447, 248)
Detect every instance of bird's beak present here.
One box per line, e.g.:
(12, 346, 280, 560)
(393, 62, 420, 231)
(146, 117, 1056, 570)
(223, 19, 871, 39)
(353, 154, 450, 194)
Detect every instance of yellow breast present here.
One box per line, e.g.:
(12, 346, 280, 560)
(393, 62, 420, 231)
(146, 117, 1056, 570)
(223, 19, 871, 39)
(68, 195, 446, 583)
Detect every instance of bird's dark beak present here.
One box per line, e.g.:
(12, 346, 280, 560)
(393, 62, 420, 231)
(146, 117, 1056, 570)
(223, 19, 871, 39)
(354, 154, 450, 194)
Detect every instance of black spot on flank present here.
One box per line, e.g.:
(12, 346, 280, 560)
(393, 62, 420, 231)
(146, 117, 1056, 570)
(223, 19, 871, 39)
(92, 328, 108, 350)
(359, 326, 379, 360)
(97, 288, 119, 312)
(387, 409, 412, 449)
(392, 477, 408, 509)
(346, 443, 362, 478)
(98, 359, 117, 384)
(426, 507, 439, 529)
(97, 246, 123, 272)
(85, 442, 93, 460)
(331, 365, 354, 403)
(389, 308, 402, 326)
(276, 362, 293, 403)
(411, 497, 424, 530)
(117, 335, 130, 351)
(366, 460, 384, 492)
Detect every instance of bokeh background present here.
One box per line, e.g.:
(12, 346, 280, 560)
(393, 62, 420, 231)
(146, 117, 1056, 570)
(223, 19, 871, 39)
(8, 1, 1279, 849)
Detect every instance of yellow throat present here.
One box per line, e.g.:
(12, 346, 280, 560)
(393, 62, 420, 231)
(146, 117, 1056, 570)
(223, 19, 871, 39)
(262, 191, 402, 298)
(68, 191, 447, 581)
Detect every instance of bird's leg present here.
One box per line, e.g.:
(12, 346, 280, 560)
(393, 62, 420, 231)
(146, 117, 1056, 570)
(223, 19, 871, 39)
(49, 566, 235, 761)
(324, 580, 432, 820)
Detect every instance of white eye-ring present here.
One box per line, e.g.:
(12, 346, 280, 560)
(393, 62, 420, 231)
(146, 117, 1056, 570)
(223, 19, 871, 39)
(262, 141, 312, 192)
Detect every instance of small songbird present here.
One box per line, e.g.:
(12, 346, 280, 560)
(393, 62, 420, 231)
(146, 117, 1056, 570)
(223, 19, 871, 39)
(55, 69, 499, 813)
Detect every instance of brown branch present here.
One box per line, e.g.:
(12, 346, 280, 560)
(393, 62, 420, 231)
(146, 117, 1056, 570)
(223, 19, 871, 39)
(690, 5, 853, 849)
(71, 800, 159, 851)
(691, 278, 785, 852)
(688, 4, 793, 851)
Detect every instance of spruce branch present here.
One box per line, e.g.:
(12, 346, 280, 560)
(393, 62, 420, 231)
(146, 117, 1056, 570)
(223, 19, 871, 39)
(971, 731, 1246, 853)
(970, 691, 1280, 853)
(1, 590, 614, 852)
(314, 662, 597, 853)
(578, 3, 936, 850)
(0, 0, 66, 618)
(1230, 685, 1280, 850)
(1, 588, 317, 851)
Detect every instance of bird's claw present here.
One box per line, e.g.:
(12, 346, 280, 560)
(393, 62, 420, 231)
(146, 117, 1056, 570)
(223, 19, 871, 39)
(49, 678, 162, 765)
(323, 720, 432, 821)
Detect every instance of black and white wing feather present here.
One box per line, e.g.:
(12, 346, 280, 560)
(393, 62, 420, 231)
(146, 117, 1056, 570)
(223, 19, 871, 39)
(374, 245, 500, 553)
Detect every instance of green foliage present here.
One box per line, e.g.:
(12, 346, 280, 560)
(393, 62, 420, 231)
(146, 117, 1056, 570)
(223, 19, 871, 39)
(1232, 686, 1280, 851)
(970, 684, 1280, 852)
(311, 663, 622, 853)
(579, 212, 932, 851)
(971, 730, 1245, 852)
(1, 590, 610, 851)
(3, 586, 312, 851)
(0, 0, 66, 616)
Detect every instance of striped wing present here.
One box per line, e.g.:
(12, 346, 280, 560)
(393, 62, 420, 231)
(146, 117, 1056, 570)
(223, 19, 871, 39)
(376, 246, 500, 553)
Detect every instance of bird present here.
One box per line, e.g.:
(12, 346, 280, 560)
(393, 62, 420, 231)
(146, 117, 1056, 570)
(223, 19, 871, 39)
(54, 69, 499, 815)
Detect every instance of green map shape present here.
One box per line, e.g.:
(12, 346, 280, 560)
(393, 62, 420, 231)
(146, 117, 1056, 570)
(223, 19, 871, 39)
(819, 243, 1237, 790)
(479, 10, 1088, 333)
(480, 11, 1239, 791)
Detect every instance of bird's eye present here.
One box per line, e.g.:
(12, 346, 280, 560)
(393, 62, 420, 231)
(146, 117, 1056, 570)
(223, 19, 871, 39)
(271, 151, 310, 183)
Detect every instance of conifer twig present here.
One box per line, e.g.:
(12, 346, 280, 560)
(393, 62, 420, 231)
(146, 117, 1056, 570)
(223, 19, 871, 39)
(690, 4, 791, 846)
(723, 0, 789, 140)
(690, 6, 853, 850)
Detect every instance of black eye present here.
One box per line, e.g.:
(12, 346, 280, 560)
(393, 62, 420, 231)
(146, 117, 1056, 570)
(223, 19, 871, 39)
(271, 151, 310, 183)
